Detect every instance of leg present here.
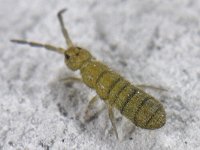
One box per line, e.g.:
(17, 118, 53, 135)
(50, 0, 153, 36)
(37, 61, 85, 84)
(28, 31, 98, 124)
(11, 39, 65, 54)
(60, 77, 83, 84)
(84, 95, 107, 122)
(136, 84, 167, 91)
(107, 104, 119, 139)
(57, 9, 74, 47)
(87, 95, 99, 109)
(84, 95, 100, 122)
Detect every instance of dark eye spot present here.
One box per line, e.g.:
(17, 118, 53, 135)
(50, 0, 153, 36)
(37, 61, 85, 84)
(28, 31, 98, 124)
(65, 54, 70, 60)
(75, 52, 79, 56)
(77, 47, 81, 50)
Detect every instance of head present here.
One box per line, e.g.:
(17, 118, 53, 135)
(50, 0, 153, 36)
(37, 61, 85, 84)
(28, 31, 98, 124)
(64, 46, 92, 71)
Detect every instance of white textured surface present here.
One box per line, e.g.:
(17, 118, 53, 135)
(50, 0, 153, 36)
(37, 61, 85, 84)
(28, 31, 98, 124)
(0, 0, 200, 150)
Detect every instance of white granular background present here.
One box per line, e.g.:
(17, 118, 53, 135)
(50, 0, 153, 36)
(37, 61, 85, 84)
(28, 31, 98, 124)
(0, 0, 200, 150)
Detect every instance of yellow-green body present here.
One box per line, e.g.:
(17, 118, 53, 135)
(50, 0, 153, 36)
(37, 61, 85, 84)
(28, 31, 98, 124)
(65, 47, 166, 129)
(81, 60, 165, 129)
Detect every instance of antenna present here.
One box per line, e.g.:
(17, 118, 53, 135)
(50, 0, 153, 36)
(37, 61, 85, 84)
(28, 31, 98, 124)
(58, 9, 74, 48)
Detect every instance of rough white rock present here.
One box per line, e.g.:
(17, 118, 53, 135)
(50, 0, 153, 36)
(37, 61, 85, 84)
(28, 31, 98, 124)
(0, 0, 199, 149)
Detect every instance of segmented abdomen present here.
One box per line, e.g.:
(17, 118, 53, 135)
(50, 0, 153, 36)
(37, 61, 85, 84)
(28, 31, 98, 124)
(80, 60, 166, 129)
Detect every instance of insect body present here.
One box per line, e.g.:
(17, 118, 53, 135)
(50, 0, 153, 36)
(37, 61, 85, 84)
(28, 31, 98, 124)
(11, 9, 166, 138)
(68, 48, 166, 129)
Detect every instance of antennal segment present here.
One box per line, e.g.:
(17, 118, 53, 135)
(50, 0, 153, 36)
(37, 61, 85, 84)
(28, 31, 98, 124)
(58, 8, 73, 48)
(11, 39, 65, 54)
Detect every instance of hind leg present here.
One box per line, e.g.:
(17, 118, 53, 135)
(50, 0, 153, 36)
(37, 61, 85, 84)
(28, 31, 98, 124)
(136, 84, 167, 91)
(84, 95, 106, 122)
